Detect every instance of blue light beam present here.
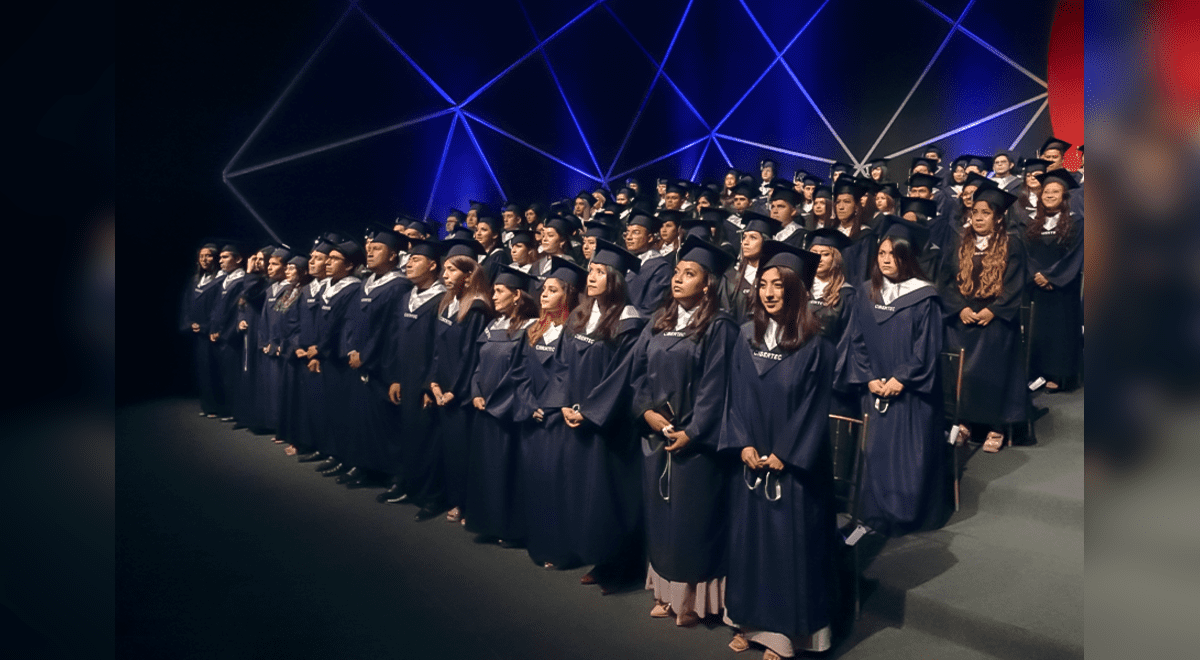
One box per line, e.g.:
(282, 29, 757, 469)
(223, 175, 283, 243)
(458, 111, 506, 199)
(356, 4, 457, 105)
(1009, 98, 1049, 150)
(713, 133, 836, 164)
(462, 111, 603, 182)
(883, 93, 1048, 160)
(609, 136, 710, 182)
(424, 113, 460, 219)
(916, 0, 1048, 88)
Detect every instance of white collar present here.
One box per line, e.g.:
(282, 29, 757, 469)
(269, 280, 288, 296)
(542, 321, 564, 345)
(674, 304, 696, 331)
(764, 318, 783, 350)
(363, 270, 401, 295)
(637, 248, 662, 264)
(321, 275, 361, 303)
(198, 272, 215, 287)
(881, 277, 931, 305)
(515, 262, 533, 274)
(1043, 212, 1060, 231)
(445, 296, 461, 318)
(307, 279, 322, 296)
(584, 301, 639, 335)
(660, 243, 677, 256)
(743, 262, 758, 285)
(811, 277, 829, 301)
(222, 268, 245, 289)
(837, 224, 853, 237)
(727, 213, 745, 228)
(776, 221, 799, 240)
(490, 316, 534, 332)
(974, 233, 991, 250)
(408, 281, 446, 312)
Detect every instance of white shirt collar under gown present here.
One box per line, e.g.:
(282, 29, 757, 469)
(445, 296, 460, 318)
(269, 280, 288, 297)
(660, 242, 677, 257)
(742, 262, 758, 286)
(674, 304, 696, 331)
(321, 275, 361, 304)
(307, 279, 322, 297)
(584, 301, 640, 335)
(515, 262, 533, 274)
(407, 281, 446, 313)
(362, 270, 401, 296)
(974, 233, 991, 251)
(764, 318, 783, 350)
(880, 276, 932, 305)
(221, 268, 245, 290)
(489, 316, 535, 333)
(811, 277, 829, 302)
(637, 248, 663, 264)
(198, 272, 215, 287)
(1043, 212, 1060, 232)
(775, 221, 800, 242)
(541, 321, 564, 345)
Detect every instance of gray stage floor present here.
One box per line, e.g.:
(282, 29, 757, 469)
(116, 391, 1082, 659)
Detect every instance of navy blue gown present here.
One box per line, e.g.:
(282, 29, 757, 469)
(519, 325, 573, 567)
(465, 318, 534, 541)
(847, 281, 949, 536)
(540, 309, 646, 567)
(429, 299, 490, 512)
(293, 279, 326, 453)
(258, 280, 288, 432)
(813, 282, 860, 417)
(1023, 215, 1084, 386)
(626, 256, 671, 318)
(313, 275, 362, 458)
(273, 283, 306, 445)
(343, 271, 411, 474)
(719, 324, 836, 641)
(180, 271, 225, 415)
(209, 269, 248, 419)
(233, 272, 267, 428)
(630, 312, 737, 584)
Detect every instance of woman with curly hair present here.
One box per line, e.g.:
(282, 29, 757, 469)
(1024, 170, 1084, 392)
(939, 187, 1028, 453)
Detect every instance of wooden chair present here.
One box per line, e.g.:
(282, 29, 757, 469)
(1017, 300, 1037, 445)
(829, 412, 869, 620)
(940, 348, 966, 511)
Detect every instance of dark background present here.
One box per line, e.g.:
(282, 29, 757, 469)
(120, 0, 1057, 406)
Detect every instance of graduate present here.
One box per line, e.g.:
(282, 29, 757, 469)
(272, 254, 312, 456)
(624, 211, 672, 317)
(208, 242, 249, 423)
(307, 239, 364, 478)
(629, 236, 738, 628)
(719, 169, 741, 210)
(719, 241, 836, 659)
(424, 240, 495, 522)
(340, 229, 412, 488)
(805, 185, 832, 232)
(657, 209, 684, 258)
(258, 246, 292, 441)
(180, 240, 225, 418)
(465, 266, 539, 545)
(828, 177, 873, 283)
(806, 228, 859, 417)
(767, 184, 807, 248)
(521, 257, 586, 569)
(940, 188, 1028, 452)
(1024, 170, 1084, 393)
(531, 216, 574, 277)
(293, 239, 332, 464)
(723, 180, 758, 238)
(846, 220, 949, 536)
(898, 197, 945, 283)
(581, 218, 619, 262)
(540, 239, 646, 592)
(474, 215, 511, 282)
(1009, 158, 1050, 230)
(508, 229, 538, 274)
(720, 212, 779, 324)
(382, 239, 448, 506)
(231, 245, 269, 431)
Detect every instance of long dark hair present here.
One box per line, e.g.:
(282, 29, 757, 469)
(568, 265, 629, 341)
(814, 247, 846, 307)
(195, 247, 217, 280)
(439, 255, 496, 322)
(276, 270, 313, 312)
(956, 203, 1009, 300)
(824, 199, 868, 239)
(1026, 190, 1075, 244)
(499, 287, 538, 338)
(528, 278, 579, 346)
(869, 237, 929, 303)
(651, 270, 720, 339)
(750, 265, 822, 351)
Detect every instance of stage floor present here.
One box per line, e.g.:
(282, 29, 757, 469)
(117, 392, 1082, 659)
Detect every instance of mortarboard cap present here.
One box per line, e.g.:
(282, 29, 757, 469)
(877, 214, 930, 251)
(898, 197, 938, 222)
(1035, 169, 1081, 190)
(741, 211, 781, 237)
(759, 241, 820, 291)
(806, 227, 852, 252)
(591, 238, 641, 274)
(444, 238, 486, 260)
(494, 265, 536, 293)
(1039, 136, 1072, 155)
(546, 256, 587, 290)
(972, 187, 1019, 214)
(907, 173, 941, 191)
(677, 235, 735, 275)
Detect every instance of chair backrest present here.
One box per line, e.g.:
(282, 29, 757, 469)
(940, 348, 965, 422)
(1020, 300, 1034, 372)
(829, 413, 869, 517)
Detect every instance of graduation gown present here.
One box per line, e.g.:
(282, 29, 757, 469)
(812, 282, 860, 418)
(342, 271, 411, 474)
(519, 324, 574, 566)
(313, 275, 362, 457)
(480, 246, 511, 283)
(429, 299, 490, 510)
(1023, 215, 1084, 384)
(847, 282, 949, 536)
(292, 279, 326, 452)
(209, 269, 248, 418)
(629, 312, 738, 584)
(232, 272, 267, 428)
(720, 263, 756, 325)
(465, 318, 534, 541)
(180, 271, 225, 414)
(539, 309, 646, 566)
(719, 324, 836, 640)
(273, 284, 306, 445)
(840, 229, 875, 284)
(774, 222, 807, 249)
(256, 280, 289, 433)
(939, 235, 1029, 426)
(626, 255, 671, 318)
(386, 286, 444, 506)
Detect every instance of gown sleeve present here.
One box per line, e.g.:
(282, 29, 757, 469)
(1036, 217, 1085, 288)
(987, 238, 1027, 323)
(680, 317, 737, 448)
(636, 261, 672, 317)
(845, 294, 877, 385)
(482, 336, 529, 420)
(770, 338, 834, 472)
(627, 323, 656, 423)
(580, 319, 644, 427)
(718, 331, 761, 455)
(442, 304, 490, 403)
(889, 297, 942, 394)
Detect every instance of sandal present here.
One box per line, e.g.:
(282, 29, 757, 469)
(445, 507, 462, 523)
(762, 650, 782, 660)
(983, 432, 1004, 453)
(284, 445, 297, 456)
(650, 602, 671, 618)
(729, 633, 750, 653)
(675, 611, 700, 627)
(957, 424, 971, 446)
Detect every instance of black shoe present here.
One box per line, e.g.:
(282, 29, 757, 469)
(375, 485, 401, 503)
(296, 451, 324, 462)
(414, 506, 444, 522)
(317, 462, 345, 476)
(314, 458, 338, 471)
(335, 467, 361, 484)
